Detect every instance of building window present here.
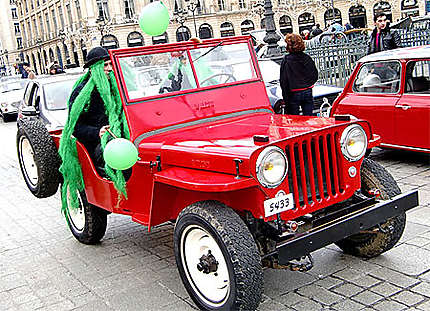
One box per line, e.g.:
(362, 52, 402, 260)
(218, 0, 225, 11)
(176, 26, 191, 41)
(101, 34, 119, 49)
(220, 22, 235, 37)
(324, 8, 342, 28)
(127, 31, 144, 46)
(21, 22, 27, 43)
(238, 0, 246, 9)
(45, 13, 51, 37)
(75, 0, 82, 24)
(124, 0, 135, 19)
(199, 23, 213, 39)
(33, 18, 38, 37)
(27, 20, 32, 38)
(58, 6, 65, 29)
(24, 0, 28, 12)
(152, 32, 168, 44)
(373, 1, 392, 23)
(11, 8, 18, 19)
(401, 0, 419, 18)
(52, 8, 58, 30)
(97, 0, 110, 20)
(298, 12, 315, 34)
(66, 4, 73, 28)
(349, 5, 367, 28)
(39, 15, 44, 37)
(240, 20, 254, 35)
(17, 38, 23, 49)
(279, 15, 293, 34)
(14, 23, 20, 35)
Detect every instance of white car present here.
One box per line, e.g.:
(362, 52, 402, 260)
(0, 79, 28, 122)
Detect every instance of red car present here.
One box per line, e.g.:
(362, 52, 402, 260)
(17, 37, 418, 311)
(331, 45, 430, 153)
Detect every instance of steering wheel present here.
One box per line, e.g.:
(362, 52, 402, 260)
(200, 73, 236, 87)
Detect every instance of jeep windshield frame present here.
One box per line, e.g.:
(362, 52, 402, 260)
(110, 36, 262, 105)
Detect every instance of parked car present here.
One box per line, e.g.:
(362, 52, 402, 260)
(259, 58, 343, 114)
(17, 73, 80, 131)
(330, 45, 430, 153)
(0, 79, 28, 122)
(16, 36, 418, 311)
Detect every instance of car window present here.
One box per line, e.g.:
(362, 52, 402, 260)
(0, 80, 27, 93)
(353, 61, 401, 94)
(32, 87, 40, 110)
(405, 60, 430, 94)
(23, 82, 34, 106)
(43, 79, 77, 110)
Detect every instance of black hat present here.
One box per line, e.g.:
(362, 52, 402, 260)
(84, 47, 110, 68)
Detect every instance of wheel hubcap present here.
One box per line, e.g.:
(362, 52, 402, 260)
(19, 136, 38, 187)
(181, 225, 230, 307)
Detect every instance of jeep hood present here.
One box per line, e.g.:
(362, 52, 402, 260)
(138, 112, 345, 176)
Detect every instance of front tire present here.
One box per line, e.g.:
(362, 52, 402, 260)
(335, 158, 406, 258)
(174, 201, 263, 311)
(63, 188, 108, 244)
(17, 120, 61, 198)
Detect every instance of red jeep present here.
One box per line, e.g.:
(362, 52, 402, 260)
(17, 37, 418, 311)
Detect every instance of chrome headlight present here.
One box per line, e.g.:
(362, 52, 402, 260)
(0, 103, 7, 107)
(340, 124, 367, 161)
(256, 146, 288, 188)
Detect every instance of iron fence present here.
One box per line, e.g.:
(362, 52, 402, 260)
(305, 29, 430, 87)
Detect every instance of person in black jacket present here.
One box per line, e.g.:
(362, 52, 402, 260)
(367, 13, 402, 55)
(68, 47, 113, 168)
(280, 33, 318, 116)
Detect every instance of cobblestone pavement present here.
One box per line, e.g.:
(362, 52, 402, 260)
(1, 119, 429, 311)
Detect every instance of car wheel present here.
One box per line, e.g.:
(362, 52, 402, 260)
(335, 158, 406, 258)
(63, 187, 108, 244)
(174, 201, 263, 311)
(17, 120, 62, 198)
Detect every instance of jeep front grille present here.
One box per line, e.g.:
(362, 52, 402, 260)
(286, 132, 344, 209)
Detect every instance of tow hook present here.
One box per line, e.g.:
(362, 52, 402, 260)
(266, 254, 314, 272)
(197, 250, 219, 274)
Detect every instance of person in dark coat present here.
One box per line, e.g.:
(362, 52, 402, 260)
(68, 47, 113, 168)
(279, 33, 318, 116)
(367, 13, 401, 55)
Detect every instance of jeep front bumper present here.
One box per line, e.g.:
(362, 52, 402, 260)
(274, 190, 419, 265)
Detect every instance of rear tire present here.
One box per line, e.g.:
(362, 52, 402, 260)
(17, 120, 61, 198)
(63, 188, 108, 244)
(174, 201, 263, 310)
(335, 158, 406, 258)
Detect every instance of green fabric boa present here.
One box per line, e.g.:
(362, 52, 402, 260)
(58, 60, 130, 213)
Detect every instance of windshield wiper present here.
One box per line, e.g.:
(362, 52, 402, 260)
(194, 41, 223, 62)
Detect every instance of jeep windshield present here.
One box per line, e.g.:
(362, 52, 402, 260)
(117, 41, 258, 101)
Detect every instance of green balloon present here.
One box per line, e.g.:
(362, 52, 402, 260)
(103, 138, 138, 170)
(139, 1, 170, 37)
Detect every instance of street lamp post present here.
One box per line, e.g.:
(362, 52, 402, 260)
(262, 0, 281, 59)
(184, 0, 200, 37)
(174, 8, 188, 41)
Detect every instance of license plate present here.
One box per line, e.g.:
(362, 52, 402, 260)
(264, 193, 294, 218)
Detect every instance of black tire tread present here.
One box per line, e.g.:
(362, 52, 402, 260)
(175, 201, 263, 311)
(17, 119, 61, 198)
(64, 190, 107, 245)
(335, 158, 406, 258)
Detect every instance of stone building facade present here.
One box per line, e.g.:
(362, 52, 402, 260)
(7, 0, 427, 75)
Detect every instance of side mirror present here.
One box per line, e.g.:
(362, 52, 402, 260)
(21, 106, 38, 117)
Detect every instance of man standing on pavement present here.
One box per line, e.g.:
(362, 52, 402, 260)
(367, 13, 402, 55)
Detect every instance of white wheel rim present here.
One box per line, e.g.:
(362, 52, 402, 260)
(180, 225, 230, 307)
(66, 188, 85, 232)
(19, 136, 38, 187)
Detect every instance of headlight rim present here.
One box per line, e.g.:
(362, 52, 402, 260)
(340, 124, 368, 162)
(256, 146, 288, 188)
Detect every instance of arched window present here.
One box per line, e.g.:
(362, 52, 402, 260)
(349, 5, 367, 28)
(56, 46, 63, 68)
(373, 1, 392, 22)
(49, 48, 54, 62)
(152, 32, 168, 44)
(279, 15, 293, 35)
(71, 42, 79, 67)
(324, 8, 342, 28)
(401, 0, 419, 18)
(127, 31, 144, 47)
(199, 23, 213, 39)
(176, 26, 191, 41)
(220, 22, 235, 37)
(298, 12, 315, 34)
(240, 20, 254, 35)
(101, 34, 119, 50)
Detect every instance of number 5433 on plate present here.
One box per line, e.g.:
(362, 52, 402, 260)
(264, 193, 294, 218)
